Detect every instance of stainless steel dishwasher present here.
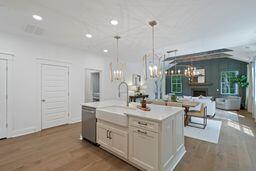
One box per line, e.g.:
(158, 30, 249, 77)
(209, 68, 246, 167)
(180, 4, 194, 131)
(82, 106, 97, 144)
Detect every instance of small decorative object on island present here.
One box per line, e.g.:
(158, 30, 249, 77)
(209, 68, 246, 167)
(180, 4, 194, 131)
(137, 97, 150, 111)
(141, 97, 147, 108)
(171, 94, 177, 102)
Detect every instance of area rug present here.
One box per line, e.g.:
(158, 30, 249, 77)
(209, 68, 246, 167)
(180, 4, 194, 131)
(184, 117, 222, 144)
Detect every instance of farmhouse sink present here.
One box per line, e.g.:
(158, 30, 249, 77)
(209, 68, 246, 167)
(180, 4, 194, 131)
(96, 106, 133, 127)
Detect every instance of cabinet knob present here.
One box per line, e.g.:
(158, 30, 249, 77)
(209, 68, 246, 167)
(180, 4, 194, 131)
(137, 129, 147, 135)
(106, 130, 109, 138)
(109, 131, 112, 139)
(138, 121, 147, 126)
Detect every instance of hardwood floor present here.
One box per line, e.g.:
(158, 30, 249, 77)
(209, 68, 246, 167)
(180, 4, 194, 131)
(0, 109, 256, 171)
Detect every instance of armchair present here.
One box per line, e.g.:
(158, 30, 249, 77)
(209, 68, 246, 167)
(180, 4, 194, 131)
(216, 96, 241, 110)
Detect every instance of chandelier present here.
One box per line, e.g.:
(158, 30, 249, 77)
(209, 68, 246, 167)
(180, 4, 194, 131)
(165, 50, 197, 80)
(184, 58, 196, 78)
(110, 36, 125, 81)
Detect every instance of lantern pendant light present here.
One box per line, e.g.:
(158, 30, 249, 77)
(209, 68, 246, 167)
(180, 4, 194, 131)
(110, 35, 124, 81)
(167, 49, 182, 76)
(148, 20, 160, 79)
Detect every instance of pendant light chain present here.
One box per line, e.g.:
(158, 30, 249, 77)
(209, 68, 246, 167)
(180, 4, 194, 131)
(115, 36, 120, 65)
(116, 38, 119, 64)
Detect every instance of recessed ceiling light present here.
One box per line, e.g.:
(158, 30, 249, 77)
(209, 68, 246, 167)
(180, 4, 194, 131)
(110, 20, 118, 26)
(32, 15, 43, 21)
(85, 34, 92, 38)
(103, 49, 108, 53)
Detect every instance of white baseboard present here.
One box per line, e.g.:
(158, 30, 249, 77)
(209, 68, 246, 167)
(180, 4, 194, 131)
(70, 117, 81, 123)
(11, 127, 37, 138)
(9, 119, 81, 138)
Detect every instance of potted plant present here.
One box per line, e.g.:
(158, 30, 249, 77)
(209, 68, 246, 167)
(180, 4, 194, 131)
(231, 74, 249, 108)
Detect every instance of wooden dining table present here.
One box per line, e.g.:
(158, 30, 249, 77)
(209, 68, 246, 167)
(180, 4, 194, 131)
(181, 101, 200, 126)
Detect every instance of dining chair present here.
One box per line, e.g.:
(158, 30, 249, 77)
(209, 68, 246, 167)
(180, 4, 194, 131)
(187, 104, 207, 129)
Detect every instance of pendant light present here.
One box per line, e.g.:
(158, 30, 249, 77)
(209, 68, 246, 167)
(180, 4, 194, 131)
(110, 35, 124, 81)
(148, 20, 160, 79)
(166, 49, 182, 76)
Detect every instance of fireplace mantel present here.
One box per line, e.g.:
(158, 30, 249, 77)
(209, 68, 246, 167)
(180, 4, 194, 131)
(189, 82, 213, 86)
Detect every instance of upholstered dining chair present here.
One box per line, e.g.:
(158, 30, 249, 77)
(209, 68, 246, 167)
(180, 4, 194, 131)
(151, 100, 166, 106)
(146, 99, 166, 106)
(166, 102, 183, 107)
(187, 103, 207, 129)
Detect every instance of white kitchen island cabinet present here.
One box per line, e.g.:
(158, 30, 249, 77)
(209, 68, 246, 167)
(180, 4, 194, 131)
(82, 100, 186, 171)
(97, 120, 128, 159)
(129, 113, 185, 171)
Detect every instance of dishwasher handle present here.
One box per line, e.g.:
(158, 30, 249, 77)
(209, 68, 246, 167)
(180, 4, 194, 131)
(83, 110, 95, 114)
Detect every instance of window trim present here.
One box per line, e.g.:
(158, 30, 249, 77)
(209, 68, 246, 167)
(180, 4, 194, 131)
(220, 71, 239, 95)
(171, 75, 182, 93)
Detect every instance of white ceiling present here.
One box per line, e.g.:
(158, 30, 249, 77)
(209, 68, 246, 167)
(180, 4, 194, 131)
(0, 0, 256, 62)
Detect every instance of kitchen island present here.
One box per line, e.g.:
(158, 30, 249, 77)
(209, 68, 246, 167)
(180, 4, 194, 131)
(81, 100, 185, 171)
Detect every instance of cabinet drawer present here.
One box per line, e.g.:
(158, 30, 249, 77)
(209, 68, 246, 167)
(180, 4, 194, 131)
(129, 117, 159, 133)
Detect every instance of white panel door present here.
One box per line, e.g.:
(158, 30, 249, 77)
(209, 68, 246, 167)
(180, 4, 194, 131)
(41, 64, 69, 129)
(0, 59, 7, 139)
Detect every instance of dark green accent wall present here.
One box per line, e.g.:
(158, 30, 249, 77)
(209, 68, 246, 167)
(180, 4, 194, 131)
(166, 58, 248, 103)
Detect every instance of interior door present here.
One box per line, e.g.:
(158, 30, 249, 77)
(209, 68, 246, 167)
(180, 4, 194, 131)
(0, 59, 7, 139)
(85, 69, 101, 103)
(41, 64, 69, 129)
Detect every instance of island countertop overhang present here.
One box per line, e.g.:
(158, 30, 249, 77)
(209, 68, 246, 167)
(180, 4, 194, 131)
(82, 100, 184, 122)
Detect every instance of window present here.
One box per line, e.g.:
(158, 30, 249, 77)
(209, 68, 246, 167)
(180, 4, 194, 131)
(171, 76, 182, 93)
(221, 71, 239, 95)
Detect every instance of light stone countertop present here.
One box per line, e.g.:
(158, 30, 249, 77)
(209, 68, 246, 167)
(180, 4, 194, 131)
(124, 104, 184, 122)
(81, 100, 126, 108)
(81, 100, 184, 122)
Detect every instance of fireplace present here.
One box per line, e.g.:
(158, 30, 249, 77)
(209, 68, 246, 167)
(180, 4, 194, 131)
(192, 88, 208, 97)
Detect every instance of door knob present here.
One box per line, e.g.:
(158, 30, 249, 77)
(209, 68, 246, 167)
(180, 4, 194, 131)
(41, 99, 46, 102)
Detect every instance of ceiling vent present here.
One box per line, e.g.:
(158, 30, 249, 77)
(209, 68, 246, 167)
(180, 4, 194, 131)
(24, 24, 45, 36)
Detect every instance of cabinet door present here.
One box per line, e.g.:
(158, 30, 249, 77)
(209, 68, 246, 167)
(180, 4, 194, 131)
(129, 127, 158, 171)
(97, 123, 111, 148)
(175, 113, 184, 151)
(109, 127, 128, 159)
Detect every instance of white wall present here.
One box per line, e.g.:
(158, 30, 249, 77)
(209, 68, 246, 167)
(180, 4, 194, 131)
(0, 32, 142, 137)
(252, 58, 256, 121)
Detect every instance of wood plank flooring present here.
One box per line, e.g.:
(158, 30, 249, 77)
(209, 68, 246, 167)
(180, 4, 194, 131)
(0, 109, 256, 171)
